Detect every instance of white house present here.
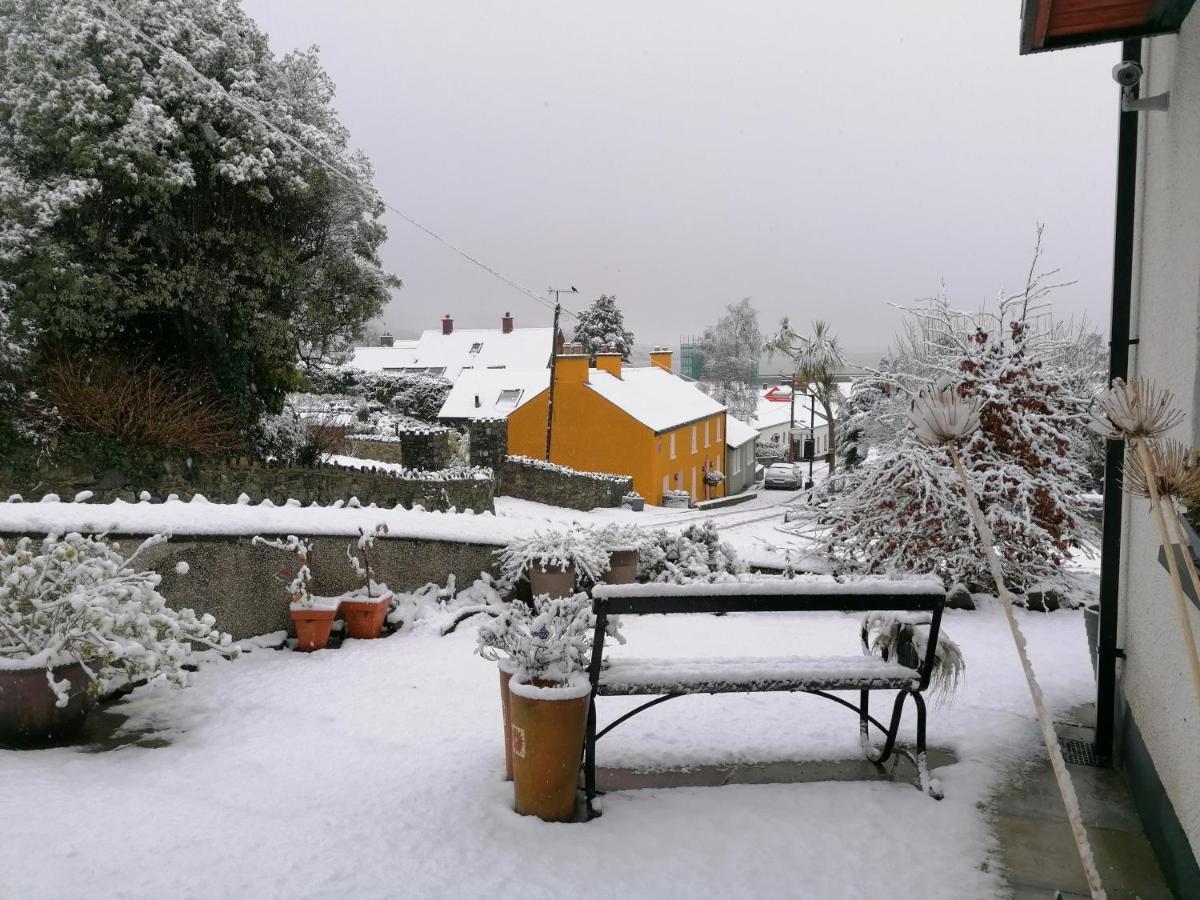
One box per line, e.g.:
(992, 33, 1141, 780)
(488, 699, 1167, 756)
(350, 314, 554, 384)
(1021, 1, 1200, 891)
(753, 386, 834, 461)
(437, 368, 549, 423)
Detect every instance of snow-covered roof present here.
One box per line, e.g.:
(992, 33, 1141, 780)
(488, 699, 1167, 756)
(725, 415, 759, 448)
(438, 368, 549, 419)
(585, 367, 725, 433)
(350, 327, 553, 382)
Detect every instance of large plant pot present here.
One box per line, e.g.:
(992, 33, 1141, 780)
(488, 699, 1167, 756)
(509, 675, 590, 822)
(341, 593, 393, 640)
(0, 662, 95, 748)
(602, 549, 639, 585)
(498, 660, 517, 781)
(290, 606, 338, 652)
(529, 561, 577, 599)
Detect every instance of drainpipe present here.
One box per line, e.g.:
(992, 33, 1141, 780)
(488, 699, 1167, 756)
(1095, 38, 1141, 762)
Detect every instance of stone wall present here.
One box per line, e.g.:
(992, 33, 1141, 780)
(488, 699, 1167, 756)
(499, 455, 631, 511)
(347, 427, 454, 469)
(467, 418, 508, 473)
(346, 435, 404, 464)
(1, 455, 494, 513)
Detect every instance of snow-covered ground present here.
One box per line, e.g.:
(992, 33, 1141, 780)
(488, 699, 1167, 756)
(2, 598, 1094, 899)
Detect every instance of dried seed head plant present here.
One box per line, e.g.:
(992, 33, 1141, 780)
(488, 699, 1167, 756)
(1122, 440, 1200, 501)
(907, 382, 981, 446)
(1090, 377, 1185, 440)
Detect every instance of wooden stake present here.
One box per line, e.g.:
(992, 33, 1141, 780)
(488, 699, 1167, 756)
(948, 446, 1106, 900)
(1133, 439, 1200, 705)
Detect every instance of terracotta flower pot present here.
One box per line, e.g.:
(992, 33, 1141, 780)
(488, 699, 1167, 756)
(529, 561, 577, 599)
(509, 674, 590, 822)
(290, 606, 338, 652)
(602, 549, 639, 585)
(341, 593, 393, 640)
(0, 662, 96, 748)
(498, 660, 517, 781)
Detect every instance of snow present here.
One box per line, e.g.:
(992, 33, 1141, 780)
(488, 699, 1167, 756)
(437, 367, 550, 419)
(584, 366, 725, 433)
(598, 654, 918, 693)
(0, 599, 1096, 899)
(593, 576, 945, 599)
(352, 326, 554, 382)
(724, 414, 758, 448)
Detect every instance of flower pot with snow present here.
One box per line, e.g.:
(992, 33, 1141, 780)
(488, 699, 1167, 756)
(254, 534, 337, 652)
(594, 524, 643, 586)
(497, 658, 518, 781)
(621, 492, 645, 512)
(662, 490, 691, 509)
(495, 528, 610, 601)
(475, 593, 625, 811)
(0, 533, 233, 747)
(509, 673, 591, 821)
(602, 550, 639, 585)
(0, 662, 95, 748)
(339, 524, 394, 640)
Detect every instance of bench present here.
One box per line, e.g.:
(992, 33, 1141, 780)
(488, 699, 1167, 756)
(583, 579, 948, 817)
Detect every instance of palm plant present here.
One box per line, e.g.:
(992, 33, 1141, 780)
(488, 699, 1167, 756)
(765, 319, 846, 473)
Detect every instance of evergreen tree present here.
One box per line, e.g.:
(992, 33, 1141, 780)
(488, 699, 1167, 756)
(572, 295, 634, 362)
(0, 0, 397, 431)
(696, 298, 762, 422)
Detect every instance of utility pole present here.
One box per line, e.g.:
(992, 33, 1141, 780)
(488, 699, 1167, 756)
(788, 373, 797, 462)
(808, 388, 815, 483)
(544, 286, 577, 461)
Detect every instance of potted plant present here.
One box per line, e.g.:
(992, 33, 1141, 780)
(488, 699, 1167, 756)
(476, 593, 624, 821)
(703, 469, 725, 488)
(495, 528, 610, 600)
(253, 535, 340, 651)
(340, 524, 394, 640)
(0, 533, 233, 747)
(621, 491, 645, 512)
(596, 524, 642, 585)
(662, 489, 692, 509)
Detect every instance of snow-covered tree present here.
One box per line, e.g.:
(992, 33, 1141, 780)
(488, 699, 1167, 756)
(572, 295, 634, 362)
(808, 237, 1100, 595)
(766, 319, 846, 473)
(695, 298, 762, 422)
(0, 0, 396, 431)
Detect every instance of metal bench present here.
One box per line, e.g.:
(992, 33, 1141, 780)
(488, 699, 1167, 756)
(583, 579, 948, 817)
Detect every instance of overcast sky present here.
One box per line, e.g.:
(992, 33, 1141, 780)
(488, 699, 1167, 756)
(243, 0, 1120, 363)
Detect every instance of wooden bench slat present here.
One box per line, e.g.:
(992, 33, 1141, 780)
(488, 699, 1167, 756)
(598, 654, 919, 695)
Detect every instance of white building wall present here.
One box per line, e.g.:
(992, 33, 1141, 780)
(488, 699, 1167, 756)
(1118, 19, 1200, 856)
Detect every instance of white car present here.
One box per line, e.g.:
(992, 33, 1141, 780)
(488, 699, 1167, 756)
(764, 462, 804, 490)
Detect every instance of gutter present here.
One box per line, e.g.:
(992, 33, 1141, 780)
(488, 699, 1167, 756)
(1095, 38, 1142, 762)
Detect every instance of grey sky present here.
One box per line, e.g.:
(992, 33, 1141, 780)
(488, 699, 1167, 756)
(243, 1, 1119, 363)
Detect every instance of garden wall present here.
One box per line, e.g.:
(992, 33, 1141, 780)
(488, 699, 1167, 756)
(499, 455, 631, 511)
(0, 455, 494, 513)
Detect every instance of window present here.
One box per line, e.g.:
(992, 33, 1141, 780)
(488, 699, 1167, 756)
(716, 418, 722, 443)
(662, 475, 669, 496)
(691, 467, 697, 497)
(691, 426, 697, 454)
(469, 341, 483, 354)
(731, 451, 742, 476)
(669, 433, 676, 459)
(704, 421, 710, 447)
(496, 389, 523, 409)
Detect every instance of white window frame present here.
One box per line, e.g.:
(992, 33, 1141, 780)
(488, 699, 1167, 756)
(691, 426, 698, 454)
(704, 421, 710, 447)
(716, 418, 722, 443)
(669, 433, 676, 459)
(691, 466, 697, 497)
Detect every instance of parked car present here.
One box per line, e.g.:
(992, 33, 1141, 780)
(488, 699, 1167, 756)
(764, 463, 804, 490)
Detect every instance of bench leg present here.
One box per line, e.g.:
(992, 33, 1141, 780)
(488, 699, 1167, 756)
(584, 695, 601, 819)
(912, 692, 943, 800)
(857, 689, 877, 761)
(861, 689, 907, 765)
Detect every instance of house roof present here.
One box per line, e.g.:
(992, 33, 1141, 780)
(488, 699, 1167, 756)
(1020, 0, 1195, 54)
(584, 366, 725, 433)
(725, 415, 759, 448)
(350, 327, 554, 382)
(438, 368, 549, 420)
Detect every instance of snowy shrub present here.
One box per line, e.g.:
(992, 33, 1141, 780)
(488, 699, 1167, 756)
(862, 611, 964, 699)
(345, 524, 389, 597)
(755, 441, 785, 462)
(0, 533, 234, 705)
(475, 593, 624, 681)
(704, 469, 725, 487)
(495, 527, 611, 590)
(246, 410, 316, 465)
(636, 521, 744, 584)
(251, 535, 317, 608)
(305, 369, 451, 423)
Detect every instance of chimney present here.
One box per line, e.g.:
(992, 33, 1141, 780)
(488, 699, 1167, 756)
(379, 332, 394, 347)
(442, 314, 454, 335)
(554, 341, 589, 385)
(501, 312, 514, 334)
(649, 345, 674, 373)
(595, 346, 622, 379)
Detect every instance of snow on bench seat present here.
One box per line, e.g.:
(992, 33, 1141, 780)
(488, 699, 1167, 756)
(597, 654, 920, 695)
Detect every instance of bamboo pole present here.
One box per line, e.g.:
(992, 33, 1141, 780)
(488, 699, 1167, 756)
(1133, 439, 1200, 705)
(947, 446, 1105, 900)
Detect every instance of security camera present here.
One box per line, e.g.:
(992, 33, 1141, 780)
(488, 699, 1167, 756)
(1112, 60, 1143, 88)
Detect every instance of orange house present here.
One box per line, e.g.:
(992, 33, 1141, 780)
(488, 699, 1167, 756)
(506, 345, 728, 505)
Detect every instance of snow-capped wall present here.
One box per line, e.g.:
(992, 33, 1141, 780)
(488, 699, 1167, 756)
(1118, 19, 1200, 862)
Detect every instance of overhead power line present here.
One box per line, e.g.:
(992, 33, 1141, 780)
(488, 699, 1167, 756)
(91, 0, 578, 322)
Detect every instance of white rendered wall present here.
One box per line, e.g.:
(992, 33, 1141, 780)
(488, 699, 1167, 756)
(1118, 18, 1200, 857)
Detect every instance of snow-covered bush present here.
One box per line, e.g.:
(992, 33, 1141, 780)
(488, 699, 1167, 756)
(0, 533, 234, 704)
(755, 440, 785, 462)
(704, 469, 725, 487)
(808, 239, 1099, 595)
(475, 593, 624, 681)
(304, 369, 451, 423)
(251, 535, 317, 608)
(862, 611, 964, 699)
(345, 524, 389, 597)
(637, 521, 744, 584)
(495, 527, 611, 590)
